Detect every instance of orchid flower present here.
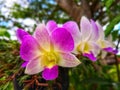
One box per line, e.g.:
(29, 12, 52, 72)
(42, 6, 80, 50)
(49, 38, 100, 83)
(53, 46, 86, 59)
(95, 22, 117, 54)
(16, 28, 29, 43)
(63, 16, 117, 60)
(63, 16, 100, 61)
(16, 22, 80, 80)
(46, 17, 100, 61)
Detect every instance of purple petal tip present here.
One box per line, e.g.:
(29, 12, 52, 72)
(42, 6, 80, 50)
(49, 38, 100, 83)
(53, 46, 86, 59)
(83, 52, 97, 61)
(21, 61, 28, 68)
(103, 47, 118, 54)
(42, 65, 58, 80)
(16, 28, 29, 43)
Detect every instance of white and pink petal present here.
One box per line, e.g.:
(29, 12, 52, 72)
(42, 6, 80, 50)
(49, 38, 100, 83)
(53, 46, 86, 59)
(20, 35, 41, 61)
(96, 21, 104, 40)
(90, 20, 99, 41)
(58, 53, 81, 67)
(25, 57, 44, 75)
(90, 42, 100, 57)
(80, 16, 92, 41)
(51, 28, 74, 52)
(63, 21, 81, 44)
(34, 24, 51, 51)
(46, 20, 58, 34)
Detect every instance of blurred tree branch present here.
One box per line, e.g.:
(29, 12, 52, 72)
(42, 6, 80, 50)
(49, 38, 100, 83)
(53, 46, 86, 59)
(56, 0, 91, 23)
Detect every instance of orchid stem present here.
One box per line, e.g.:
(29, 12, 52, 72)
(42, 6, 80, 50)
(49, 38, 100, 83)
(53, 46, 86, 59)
(115, 35, 120, 82)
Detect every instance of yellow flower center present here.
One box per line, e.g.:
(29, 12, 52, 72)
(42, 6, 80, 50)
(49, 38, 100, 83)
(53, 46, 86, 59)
(98, 40, 105, 48)
(42, 51, 60, 68)
(77, 42, 91, 53)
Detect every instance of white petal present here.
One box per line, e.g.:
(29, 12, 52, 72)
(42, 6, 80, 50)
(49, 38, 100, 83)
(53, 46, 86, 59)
(96, 21, 104, 40)
(33, 24, 50, 51)
(63, 21, 81, 45)
(25, 57, 44, 75)
(58, 53, 81, 67)
(80, 16, 92, 41)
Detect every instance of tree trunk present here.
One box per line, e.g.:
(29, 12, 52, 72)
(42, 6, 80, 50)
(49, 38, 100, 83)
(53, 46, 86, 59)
(56, 0, 92, 23)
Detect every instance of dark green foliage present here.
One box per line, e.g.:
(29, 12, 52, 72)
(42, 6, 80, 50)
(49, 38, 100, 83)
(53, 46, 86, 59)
(10, 0, 70, 23)
(0, 28, 10, 38)
(0, 40, 22, 90)
(105, 0, 115, 9)
(111, 30, 119, 41)
(105, 15, 120, 37)
(69, 59, 120, 90)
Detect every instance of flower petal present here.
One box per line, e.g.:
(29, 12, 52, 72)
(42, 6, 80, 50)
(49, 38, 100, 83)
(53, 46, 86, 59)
(90, 42, 100, 57)
(99, 40, 114, 50)
(101, 51, 107, 59)
(25, 57, 44, 75)
(58, 53, 81, 67)
(20, 35, 40, 61)
(80, 16, 92, 41)
(77, 41, 100, 57)
(63, 21, 81, 44)
(21, 61, 28, 67)
(96, 21, 104, 39)
(51, 28, 74, 52)
(16, 28, 29, 43)
(83, 51, 97, 61)
(42, 65, 58, 80)
(103, 47, 118, 54)
(34, 24, 50, 51)
(46, 20, 58, 34)
(90, 20, 99, 41)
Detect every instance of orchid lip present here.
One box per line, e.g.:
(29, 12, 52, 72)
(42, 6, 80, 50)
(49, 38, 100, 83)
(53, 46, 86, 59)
(103, 47, 118, 54)
(83, 51, 97, 61)
(42, 65, 58, 80)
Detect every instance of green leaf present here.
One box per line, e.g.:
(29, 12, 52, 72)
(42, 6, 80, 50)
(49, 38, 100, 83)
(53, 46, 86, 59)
(0, 28, 10, 38)
(2, 82, 14, 90)
(3, 82, 10, 90)
(105, 0, 115, 9)
(105, 14, 120, 37)
(111, 30, 119, 41)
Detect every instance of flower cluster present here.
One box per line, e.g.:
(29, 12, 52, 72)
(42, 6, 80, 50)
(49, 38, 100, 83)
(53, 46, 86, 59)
(63, 16, 117, 61)
(16, 16, 116, 80)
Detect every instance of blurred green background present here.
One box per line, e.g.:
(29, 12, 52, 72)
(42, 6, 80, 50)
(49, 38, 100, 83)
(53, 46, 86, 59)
(0, 0, 120, 90)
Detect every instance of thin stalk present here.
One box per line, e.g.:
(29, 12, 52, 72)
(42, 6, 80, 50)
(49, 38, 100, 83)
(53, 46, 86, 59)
(115, 35, 120, 82)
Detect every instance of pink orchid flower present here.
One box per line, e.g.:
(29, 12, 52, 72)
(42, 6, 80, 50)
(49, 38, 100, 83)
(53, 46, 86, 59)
(63, 16, 117, 61)
(63, 16, 100, 61)
(95, 22, 117, 54)
(16, 23, 80, 80)
(46, 18, 99, 61)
